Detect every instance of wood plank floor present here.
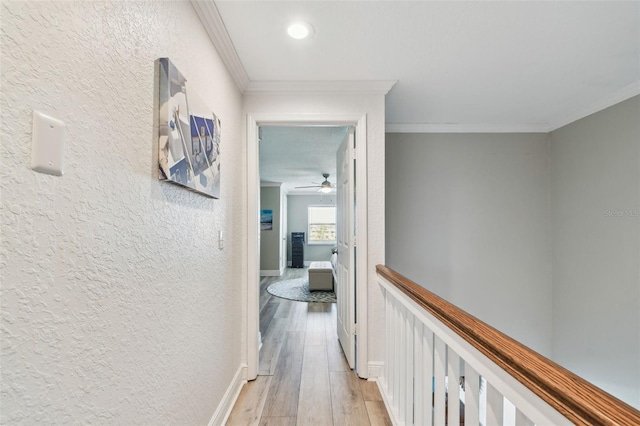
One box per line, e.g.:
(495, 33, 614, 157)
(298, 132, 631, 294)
(227, 268, 392, 426)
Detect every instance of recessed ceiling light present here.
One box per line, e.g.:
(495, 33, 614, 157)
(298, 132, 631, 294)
(287, 21, 314, 40)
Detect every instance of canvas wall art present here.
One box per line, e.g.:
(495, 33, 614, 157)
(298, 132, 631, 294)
(261, 210, 273, 231)
(157, 58, 221, 198)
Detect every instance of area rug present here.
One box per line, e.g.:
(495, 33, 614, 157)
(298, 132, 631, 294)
(267, 278, 336, 303)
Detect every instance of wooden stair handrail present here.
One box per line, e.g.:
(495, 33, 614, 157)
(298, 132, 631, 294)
(376, 264, 640, 426)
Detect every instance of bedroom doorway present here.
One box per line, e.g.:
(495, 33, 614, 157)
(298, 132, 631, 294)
(246, 113, 369, 381)
(257, 125, 354, 372)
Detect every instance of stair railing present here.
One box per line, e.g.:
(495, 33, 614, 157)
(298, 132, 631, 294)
(376, 265, 640, 426)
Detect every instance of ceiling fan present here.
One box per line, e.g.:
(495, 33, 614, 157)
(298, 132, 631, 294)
(295, 173, 334, 193)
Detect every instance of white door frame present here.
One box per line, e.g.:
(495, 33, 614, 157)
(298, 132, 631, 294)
(246, 113, 369, 380)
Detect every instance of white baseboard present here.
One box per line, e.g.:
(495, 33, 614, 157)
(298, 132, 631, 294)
(367, 363, 396, 424)
(208, 364, 247, 426)
(260, 269, 282, 277)
(367, 361, 384, 379)
(287, 261, 311, 267)
(374, 376, 398, 426)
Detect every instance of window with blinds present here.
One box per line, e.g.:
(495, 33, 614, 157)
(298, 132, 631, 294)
(308, 205, 336, 244)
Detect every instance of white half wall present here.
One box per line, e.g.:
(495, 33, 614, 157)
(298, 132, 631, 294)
(385, 133, 553, 355)
(1, 2, 244, 424)
(550, 96, 640, 408)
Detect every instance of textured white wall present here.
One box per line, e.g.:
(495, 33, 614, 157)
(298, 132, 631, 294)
(243, 93, 387, 367)
(550, 96, 639, 408)
(1, 2, 244, 424)
(385, 133, 553, 355)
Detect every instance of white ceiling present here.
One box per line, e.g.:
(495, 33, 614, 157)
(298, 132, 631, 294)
(215, 0, 639, 130)
(259, 126, 348, 194)
(206, 0, 639, 190)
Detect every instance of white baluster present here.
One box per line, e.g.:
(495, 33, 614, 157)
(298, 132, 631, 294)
(447, 349, 460, 426)
(384, 293, 390, 394)
(465, 364, 481, 425)
(486, 381, 504, 426)
(392, 298, 400, 414)
(398, 304, 407, 424)
(434, 336, 447, 425)
(413, 322, 425, 426)
(404, 310, 414, 424)
(515, 408, 534, 426)
(386, 296, 393, 406)
(424, 324, 435, 426)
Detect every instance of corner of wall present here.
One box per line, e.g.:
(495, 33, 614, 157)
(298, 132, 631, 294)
(208, 364, 247, 426)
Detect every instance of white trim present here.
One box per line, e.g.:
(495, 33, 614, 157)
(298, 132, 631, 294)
(367, 361, 384, 379)
(246, 116, 260, 381)
(548, 81, 640, 131)
(247, 112, 369, 380)
(385, 123, 551, 134)
(191, 0, 250, 92)
(245, 80, 397, 95)
(260, 269, 282, 277)
(207, 364, 247, 426)
(287, 261, 311, 267)
(385, 82, 640, 135)
(354, 115, 369, 379)
(260, 182, 283, 188)
(375, 377, 399, 426)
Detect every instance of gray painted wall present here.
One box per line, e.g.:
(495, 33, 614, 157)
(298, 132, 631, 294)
(550, 96, 639, 407)
(386, 133, 553, 355)
(260, 186, 281, 271)
(287, 194, 335, 263)
(385, 97, 640, 408)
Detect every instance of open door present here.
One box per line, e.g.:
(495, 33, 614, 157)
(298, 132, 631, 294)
(279, 190, 287, 274)
(336, 128, 356, 368)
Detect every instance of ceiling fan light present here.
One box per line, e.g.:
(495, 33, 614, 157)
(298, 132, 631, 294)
(318, 186, 332, 193)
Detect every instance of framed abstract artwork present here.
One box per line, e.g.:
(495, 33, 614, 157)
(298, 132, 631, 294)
(156, 58, 221, 198)
(261, 210, 273, 231)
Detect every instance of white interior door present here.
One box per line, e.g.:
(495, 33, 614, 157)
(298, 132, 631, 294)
(336, 128, 356, 368)
(280, 191, 287, 273)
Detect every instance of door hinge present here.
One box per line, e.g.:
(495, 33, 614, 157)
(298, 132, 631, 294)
(352, 324, 358, 336)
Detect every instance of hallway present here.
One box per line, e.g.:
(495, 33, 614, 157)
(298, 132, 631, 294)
(227, 270, 391, 425)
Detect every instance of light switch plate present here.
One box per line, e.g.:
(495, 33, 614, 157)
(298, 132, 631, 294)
(31, 111, 65, 176)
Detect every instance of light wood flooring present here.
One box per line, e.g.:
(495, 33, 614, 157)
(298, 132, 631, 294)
(227, 268, 392, 426)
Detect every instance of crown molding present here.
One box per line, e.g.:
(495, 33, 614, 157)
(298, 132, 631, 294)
(385, 123, 551, 134)
(245, 80, 397, 95)
(191, 1, 639, 133)
(547, 81, 640, 131)
(386, 83, 640, 134)
(191, 0, 250, 92)
(259, 182, 283, 188)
